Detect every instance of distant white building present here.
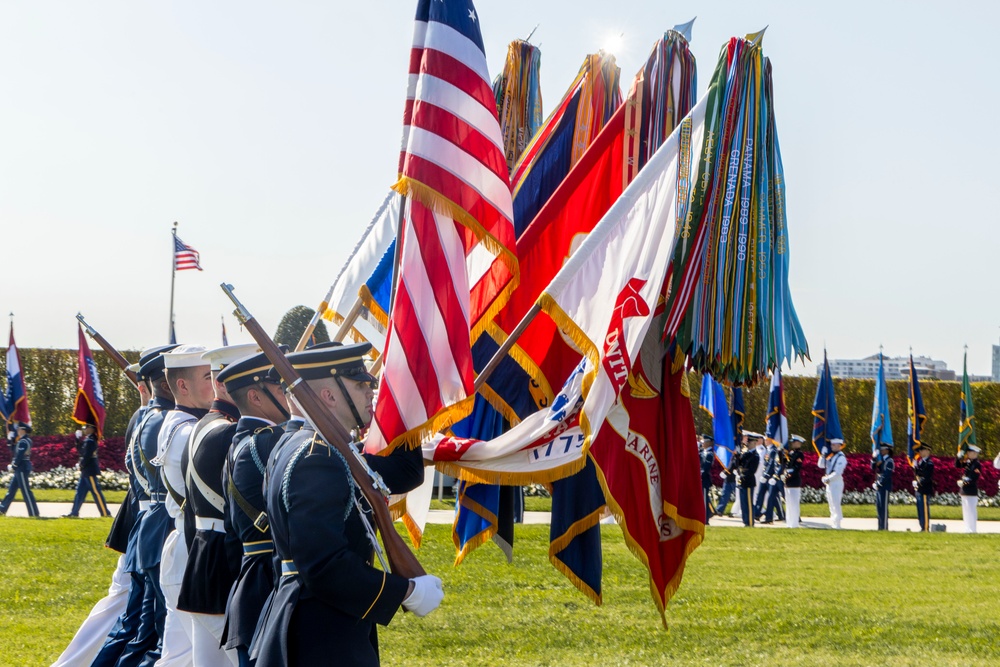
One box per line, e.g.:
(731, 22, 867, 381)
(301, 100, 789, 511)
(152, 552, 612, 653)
(819, 354, 954, 381)
(993, 344, 1000, 383)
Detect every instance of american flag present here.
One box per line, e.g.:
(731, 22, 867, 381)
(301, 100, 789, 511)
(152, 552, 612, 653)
(173, 235, 202, 271)
(367, 0, 517, 454)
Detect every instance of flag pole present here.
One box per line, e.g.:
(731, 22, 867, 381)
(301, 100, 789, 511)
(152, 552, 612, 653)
(332, 296, 365, 343)
(295, 288, 335, 352)
(387, 193, 406, 316)
(169, 222, 178, 340)
(473, 303, 542, 392)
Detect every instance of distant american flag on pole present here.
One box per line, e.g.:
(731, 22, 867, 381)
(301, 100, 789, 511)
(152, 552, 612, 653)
(173, 235, 202, 271)
(366, 0, 517, 455)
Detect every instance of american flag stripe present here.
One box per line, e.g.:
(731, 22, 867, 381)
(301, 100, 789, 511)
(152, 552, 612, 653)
(173, 235, 202, 271)
(370, 0, 515, 454)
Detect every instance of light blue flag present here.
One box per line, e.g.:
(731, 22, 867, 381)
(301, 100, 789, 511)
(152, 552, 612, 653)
(871, 351, 893, 455)
(699, 374, 735, 470)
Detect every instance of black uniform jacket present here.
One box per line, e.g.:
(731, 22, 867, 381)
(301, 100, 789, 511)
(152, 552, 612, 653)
(699, 448, 714, 489)
(251, 424, 423, 667)
(914, 457, 935, 496)
(737, 449, 759, 489)
(78, 434, 101, 476)
(783, 450, 804, 488)
(178, 401, 241, 614)
(956, 457, 981, 497)
(221, 416, 287, 651)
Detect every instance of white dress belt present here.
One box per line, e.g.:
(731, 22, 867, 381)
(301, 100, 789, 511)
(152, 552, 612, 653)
(195, 516, 226, 533)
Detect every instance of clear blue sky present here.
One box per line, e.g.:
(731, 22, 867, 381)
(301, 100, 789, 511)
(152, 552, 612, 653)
(1, 1, 997, 376)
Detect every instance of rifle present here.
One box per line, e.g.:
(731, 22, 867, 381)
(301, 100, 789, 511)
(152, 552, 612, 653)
(76, 314, 138, 388)
(220, 283, 426, 579)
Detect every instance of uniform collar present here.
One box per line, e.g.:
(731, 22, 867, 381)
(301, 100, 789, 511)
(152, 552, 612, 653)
(150, 395, 176, 411)
(210, 399, 240, 422)
(174, 404, 209, 419)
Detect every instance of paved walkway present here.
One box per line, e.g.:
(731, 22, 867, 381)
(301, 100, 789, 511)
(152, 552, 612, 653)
(5, 504, 998, 534)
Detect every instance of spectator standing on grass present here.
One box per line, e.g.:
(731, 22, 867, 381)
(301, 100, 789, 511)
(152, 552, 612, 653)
(819, 437, 847, 529)
(782, 435, 805, 528)
(0, 422, 39, 517)
(871, 443, 894, 531)
(956, 445, 981, 534)
(65, 422, 111, 517)
(913, 443, 934, 532)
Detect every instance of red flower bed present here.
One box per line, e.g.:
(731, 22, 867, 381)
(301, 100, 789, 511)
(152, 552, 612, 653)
(711, 452, 998, 495)
(0, 435, 127, 472)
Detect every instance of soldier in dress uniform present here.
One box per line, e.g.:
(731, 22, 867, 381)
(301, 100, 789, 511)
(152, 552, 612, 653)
(699, 435, 715, 524)
(252, 342, 442, 667)
(913, 443, 934, 532)
(736, 434, 760, 527)
(150, 345, 215, 666)
(761, 439, 786, 524)
(111, 346, 178, 667)
(66, 422, 111, 517)
(782, 435, 805, 528)
(819, 437, 848, 529)
(217, 350, 291, 667)
(871, 443, 894, 531)
(0, 422, 39, 517)
(177, 343, 259, 667)
(750, 433, 767, 517)
(56, 362, 151, 667)
(956, 445, 982, 534)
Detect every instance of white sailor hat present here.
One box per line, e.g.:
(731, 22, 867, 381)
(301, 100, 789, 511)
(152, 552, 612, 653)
(745, 431, 764, 440)
(829, 438, 844, 445)
(790, 434, 806, 443)
(201, 343, 260, 372)
(968, 445, 982, 453)
(163, 345, 209, 369)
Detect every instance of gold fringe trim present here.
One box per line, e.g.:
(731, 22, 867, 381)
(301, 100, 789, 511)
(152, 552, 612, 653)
(548, 500, 606, 606)
(379, 394, 478, 456)
(590, 451, 705, 629)
(434, 454, 587, 487)
(473, 321, 556, 427)
(326, 309, 380, 359)
(401, 511, 423, 550)
(390, 178, 520, 332)
(358, 285, 389, 330)
(451, 491, 498, 566)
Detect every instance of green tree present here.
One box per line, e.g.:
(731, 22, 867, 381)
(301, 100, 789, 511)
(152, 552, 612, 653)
(273, 306, 330, 349)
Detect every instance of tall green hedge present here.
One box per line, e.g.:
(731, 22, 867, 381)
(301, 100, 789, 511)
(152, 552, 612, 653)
(1, 348, 140, 437)
(687, 374, 998, 458)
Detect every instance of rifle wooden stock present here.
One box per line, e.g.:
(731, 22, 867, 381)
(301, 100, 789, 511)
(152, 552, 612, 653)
(76, 315, 138, 388)
(233, 304, 425, 580)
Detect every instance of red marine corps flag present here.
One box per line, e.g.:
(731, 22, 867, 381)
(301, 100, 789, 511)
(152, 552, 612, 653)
(366, 0, 518, 454)
(72, 323, 106, 439)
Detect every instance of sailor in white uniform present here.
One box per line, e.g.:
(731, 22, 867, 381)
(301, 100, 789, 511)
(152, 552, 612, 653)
(819, 437, 848, 529)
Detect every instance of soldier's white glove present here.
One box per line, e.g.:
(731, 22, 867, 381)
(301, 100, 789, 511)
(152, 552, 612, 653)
(403, 575, 444, 617)
(6, 431, 14, 441)
(75, 429, 83, 440)
(5, 464, 10, 472)
(821, 446, 830, 456)
(872, 483, 878, 491)
(719, 471, 727, 481)
(768, 478, 776, 486)
(821, 475, 830, 485)
(911, 481, 918, 489)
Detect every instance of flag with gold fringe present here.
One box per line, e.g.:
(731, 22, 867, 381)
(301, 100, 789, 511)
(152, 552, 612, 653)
(958, 350, 976, 457)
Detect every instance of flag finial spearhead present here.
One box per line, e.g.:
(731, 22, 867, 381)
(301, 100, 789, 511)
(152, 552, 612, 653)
(220, 283, 252, 325)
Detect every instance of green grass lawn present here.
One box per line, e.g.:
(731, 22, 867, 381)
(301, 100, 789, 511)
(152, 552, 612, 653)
(2, 520, 998, 666)
(28, 488, 128, 504)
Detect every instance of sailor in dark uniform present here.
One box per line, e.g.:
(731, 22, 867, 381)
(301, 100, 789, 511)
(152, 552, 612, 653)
(913, 444, 934, 532)
(252, 342, 442, 667)
(108, 346, 178, 667)
(66, 422, 110, 517)
(957, 445, 982, 533)
(698, 435, 715, 524)
(736, 435, 760, 527)
(871, 443, 894, 531)
(0, 422, 39, 517)
(176, 344, 259, 666)
(782, 435, 805, 528)
(217, 350, 291, 667)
